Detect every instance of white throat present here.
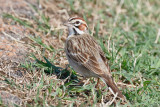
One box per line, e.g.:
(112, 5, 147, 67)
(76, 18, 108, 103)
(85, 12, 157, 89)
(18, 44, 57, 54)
(68, 27, 85, 38)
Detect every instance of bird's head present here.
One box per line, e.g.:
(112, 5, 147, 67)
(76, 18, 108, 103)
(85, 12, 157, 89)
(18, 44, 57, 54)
(64, 17, 88, 36)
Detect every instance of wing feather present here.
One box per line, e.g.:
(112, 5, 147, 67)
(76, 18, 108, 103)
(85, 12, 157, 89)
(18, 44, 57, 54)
(66, 34, 110, 76)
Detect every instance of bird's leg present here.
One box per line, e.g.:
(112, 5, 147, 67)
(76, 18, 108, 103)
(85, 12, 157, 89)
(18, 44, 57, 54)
(95, 78, 100, 88)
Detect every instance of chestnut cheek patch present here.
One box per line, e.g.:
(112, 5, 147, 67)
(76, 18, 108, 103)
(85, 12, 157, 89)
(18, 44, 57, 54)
(79, 24, 87, 31)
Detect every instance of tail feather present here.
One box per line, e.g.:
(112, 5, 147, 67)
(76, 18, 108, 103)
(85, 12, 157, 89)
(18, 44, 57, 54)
(101, 75, 125, 99)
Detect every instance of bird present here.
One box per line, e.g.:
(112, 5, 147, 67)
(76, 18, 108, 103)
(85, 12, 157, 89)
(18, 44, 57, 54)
(63, 17, 125, 100)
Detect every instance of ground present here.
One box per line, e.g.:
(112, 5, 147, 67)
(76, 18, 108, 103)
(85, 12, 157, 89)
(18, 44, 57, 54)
(0, 0, 160, 106)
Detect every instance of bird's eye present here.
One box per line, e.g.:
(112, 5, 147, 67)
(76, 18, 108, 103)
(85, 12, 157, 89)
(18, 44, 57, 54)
(75, 21, 80, 24)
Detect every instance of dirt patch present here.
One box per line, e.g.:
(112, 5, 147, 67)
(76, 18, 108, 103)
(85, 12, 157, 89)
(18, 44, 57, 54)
(0, 0, 37, 62)
(0, 0, 70, 106)
(0, 0, 38, 106)
(0, 91, 22, 106)
(0, 0, 37, 18)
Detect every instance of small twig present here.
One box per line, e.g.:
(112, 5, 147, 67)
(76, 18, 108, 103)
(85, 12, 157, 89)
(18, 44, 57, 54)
(117, 82, 136, 88)
(83, 78, 90, 86)
(2, 31, 24, 44)
(91, 23, 95, 36)
(107, 34, 111, 52)
(108, 87, 118, 104)
(113, 0, 124, 26)
(100, 96, 109, 107)
(133, 54, 142, 68)
(100, 88, 118, 106)
(155, 28, 160, 43)
(51, 26, 66, 31)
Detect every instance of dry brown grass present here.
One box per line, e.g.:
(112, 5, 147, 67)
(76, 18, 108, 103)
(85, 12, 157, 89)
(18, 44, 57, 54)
(0, 0, 160, 106)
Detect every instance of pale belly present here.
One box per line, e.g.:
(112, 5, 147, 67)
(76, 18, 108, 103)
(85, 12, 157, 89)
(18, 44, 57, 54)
(67, 55, 99, 78)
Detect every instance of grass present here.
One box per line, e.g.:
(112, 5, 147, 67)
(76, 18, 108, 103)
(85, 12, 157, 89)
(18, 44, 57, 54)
(1, 0, 160, 106)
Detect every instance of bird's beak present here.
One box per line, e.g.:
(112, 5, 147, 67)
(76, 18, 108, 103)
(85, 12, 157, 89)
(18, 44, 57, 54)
(63, 22, 68, 26)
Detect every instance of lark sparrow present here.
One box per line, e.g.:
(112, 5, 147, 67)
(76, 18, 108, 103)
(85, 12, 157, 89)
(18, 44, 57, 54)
(64, 17, 125, 99)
